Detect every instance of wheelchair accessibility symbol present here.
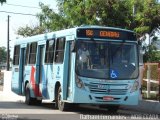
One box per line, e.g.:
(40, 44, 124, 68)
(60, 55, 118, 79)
(110, 70, 118, 78)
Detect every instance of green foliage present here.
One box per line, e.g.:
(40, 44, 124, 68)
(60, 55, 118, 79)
(0, 47, 7, 64)
(37, 3, 69, 31)
(143, 45, 159, 62)
(17, 25, 45, 37)
(143, 65, 158, 80)
(58, 0, 134, 29)
(133, 0, 160, 36)
(0, 0, 6, 4)
(17, 0, 160, 42)
(142, 92, 159, 100)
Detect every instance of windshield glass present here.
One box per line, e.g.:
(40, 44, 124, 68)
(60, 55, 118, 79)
(76, 40, 138, 79)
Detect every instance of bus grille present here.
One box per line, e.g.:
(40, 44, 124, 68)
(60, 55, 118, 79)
(85, 83, 128, 95)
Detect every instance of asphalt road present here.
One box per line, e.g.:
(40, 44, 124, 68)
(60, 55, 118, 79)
(0, 101, 159, 120)
(0, 91, 159, 120)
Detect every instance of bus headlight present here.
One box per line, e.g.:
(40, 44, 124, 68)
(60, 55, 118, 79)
(131, 81, 139, 93)
(76, 77, 84, 89)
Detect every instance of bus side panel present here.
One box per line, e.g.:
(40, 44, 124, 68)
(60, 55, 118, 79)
(23, 65, 39, 98)
(52, 64, 64, 97)
(41, 64, 54, 100)
(11, 66, 21, 94)
(40, 65, 47, 99)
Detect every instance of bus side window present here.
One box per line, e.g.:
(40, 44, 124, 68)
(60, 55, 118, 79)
(45, 39, 55, 64)
(13, 45, 20, 65)
(28, 42, 37, 64)
(54, 37, 65, 63)
(25, 44, 29, 65)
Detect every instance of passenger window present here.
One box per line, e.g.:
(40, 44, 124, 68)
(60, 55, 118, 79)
(29, 42, 37, 64)
(54, 37, 65, 63)
(25, 44, 29, 65)
(45, 39, 55, 63)
(13, 45, 20, 65)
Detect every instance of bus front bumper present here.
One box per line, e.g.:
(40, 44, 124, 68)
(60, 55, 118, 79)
(73, 88, 139, 105)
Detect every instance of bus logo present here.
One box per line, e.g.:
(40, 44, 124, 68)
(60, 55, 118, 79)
(97, 85, 110, 94)
(110, 70, 118, 78)
(57, 66, 60, 75)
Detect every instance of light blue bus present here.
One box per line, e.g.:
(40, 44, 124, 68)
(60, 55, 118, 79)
(11, 26, 139, 112)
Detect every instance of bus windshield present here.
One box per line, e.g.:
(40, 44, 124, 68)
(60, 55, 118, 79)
(76, 40, 138, 79)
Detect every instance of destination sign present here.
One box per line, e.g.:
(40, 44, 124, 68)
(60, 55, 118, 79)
(77, 28, 136, 41)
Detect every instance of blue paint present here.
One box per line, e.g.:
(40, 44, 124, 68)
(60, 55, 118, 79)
(41, 66, 48, 98)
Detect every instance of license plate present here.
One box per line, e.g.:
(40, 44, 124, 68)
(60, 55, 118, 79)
(103, 96, 114, 101)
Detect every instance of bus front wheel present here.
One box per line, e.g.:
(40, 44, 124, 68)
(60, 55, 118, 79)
(99, 105, 119, 113)
(107, 105, 119, 113)
(56, 86, 68, 111)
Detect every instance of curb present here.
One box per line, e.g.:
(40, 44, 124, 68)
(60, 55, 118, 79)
(121, 100, 160, 114)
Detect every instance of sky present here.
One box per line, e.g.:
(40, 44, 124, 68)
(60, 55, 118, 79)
(0, 0, 57, 48)
(0, 0, 160, 56)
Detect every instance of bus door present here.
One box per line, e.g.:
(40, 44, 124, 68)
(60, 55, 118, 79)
(19, 47, 26, 95)
(35, 44, 45, 97)
(66, 41, 74, 100)
(62, 37, 74, 100)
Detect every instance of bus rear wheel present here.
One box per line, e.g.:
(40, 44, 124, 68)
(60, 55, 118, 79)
(25, 84, 34, 105)
(56, 86, 68, 111)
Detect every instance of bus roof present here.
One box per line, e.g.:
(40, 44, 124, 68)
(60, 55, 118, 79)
(78, 25, 134, 33)
(14, 25, 135, 45)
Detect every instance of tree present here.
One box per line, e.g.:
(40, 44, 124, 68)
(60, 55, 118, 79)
(16, 0, 160, 62)
(131, 0, 160, 36)
(58, 0, 133, 29)
(141, 26, 160, 62)
(0, 0, 6, 4)
(17, 0, 160, 36)
(0, 47, 7, 64)
(17, 3, 69, 36)
(17, 25, 46, 37)
(17, 1, 135, 36)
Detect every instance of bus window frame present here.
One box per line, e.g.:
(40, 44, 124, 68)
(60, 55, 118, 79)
(28, 42, 37, 65)
(75, 39, 139, 80)
(54, 37, 66, 64)
(45, 39, 55, 64)
(13, 45, 20, 65)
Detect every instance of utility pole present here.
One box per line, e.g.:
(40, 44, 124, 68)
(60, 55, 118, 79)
(7, 15, 10, 71)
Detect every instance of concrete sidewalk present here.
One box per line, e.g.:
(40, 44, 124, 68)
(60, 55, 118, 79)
(121, 100, 160, 114)
(0, 91, 25, 102)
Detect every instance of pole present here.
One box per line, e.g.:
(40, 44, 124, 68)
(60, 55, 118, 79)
(7, 15, 10, 71)
(158, 63, 160, 102)
(147, 64, 151, 98)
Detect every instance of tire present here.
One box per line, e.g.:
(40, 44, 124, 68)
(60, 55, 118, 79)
(107, 105, 119, 113)
(99, 105, 119, 113)
(34, 99, 42, 105)
(56, 86, 68, 111)
(25, 84, 34, 105)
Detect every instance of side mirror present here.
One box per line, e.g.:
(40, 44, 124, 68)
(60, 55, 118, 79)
(138, 40, 142, 46)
